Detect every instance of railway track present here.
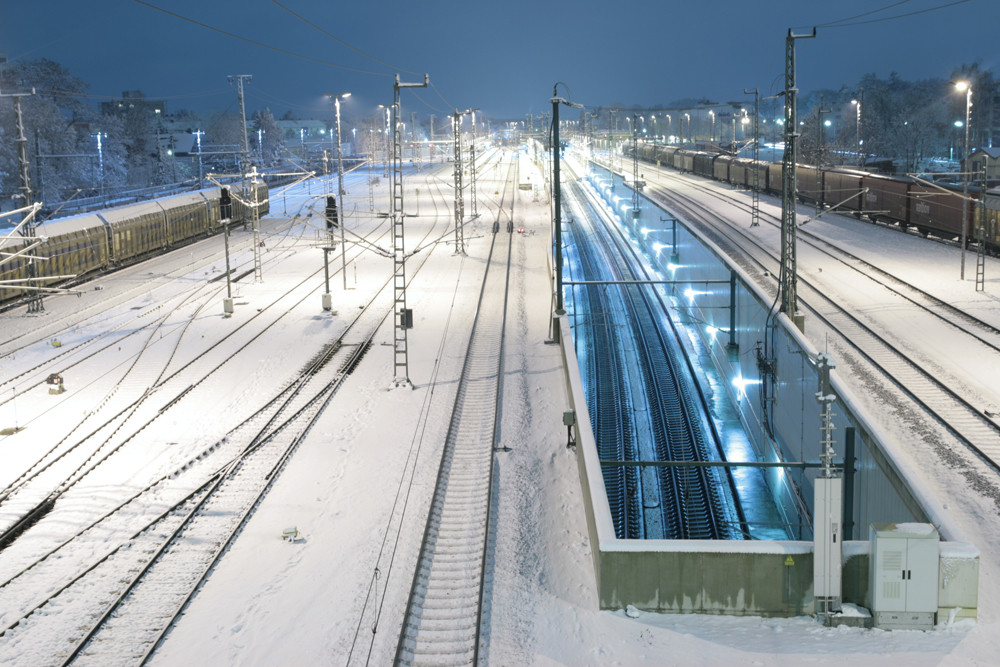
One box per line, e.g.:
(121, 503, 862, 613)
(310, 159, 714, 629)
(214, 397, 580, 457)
(0, 169, 457, 664)
(393, 154, 516, 666)
(634, 166, 1000, 471)
(632, 161, 1000, 346)
(562, 166, 736, 540)
(0, 216, 391, 553)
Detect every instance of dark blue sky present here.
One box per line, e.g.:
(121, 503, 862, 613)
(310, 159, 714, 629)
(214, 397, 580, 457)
(2, 0, 995, 123)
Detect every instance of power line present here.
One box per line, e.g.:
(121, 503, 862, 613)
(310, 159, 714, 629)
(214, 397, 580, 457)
(813, 0, 913, 27)
(128, 0, 392, 76)
(797, 0, 972, 29)
(269, 0, 420, 76)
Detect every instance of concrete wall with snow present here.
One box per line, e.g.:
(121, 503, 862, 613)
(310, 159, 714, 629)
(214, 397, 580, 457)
(555, 167, 979, 620)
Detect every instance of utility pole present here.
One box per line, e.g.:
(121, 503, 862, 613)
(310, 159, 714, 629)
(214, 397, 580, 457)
(391, 73, 429, 388)
(816, 94, 831, 214)
(631, 112, 640, 217)
(429, 113, 435, 163)
(332, 93, 350, 291)
(779, 28, 815, 332)
(745, 88, 761, 228)
(469, 111, 478, 219)
(453, 110, 466, 254)
(816, 94, 831, 169)
(230, 74, 262, 282)
(550, 85, 584, 328)
(609, 108, 618, 188)
(5, 89, 43, 313)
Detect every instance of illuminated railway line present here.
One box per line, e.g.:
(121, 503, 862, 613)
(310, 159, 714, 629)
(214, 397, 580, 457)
(631, 165, 1000, 472)
(563, 164, 738, 540)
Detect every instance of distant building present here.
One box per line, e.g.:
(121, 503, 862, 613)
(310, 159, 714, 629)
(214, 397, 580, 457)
(961, 146, 1000, 181)
(100, 90, 166, 117)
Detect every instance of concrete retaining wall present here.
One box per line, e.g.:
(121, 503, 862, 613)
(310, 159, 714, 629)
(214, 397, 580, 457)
(555, 163, 979, 620)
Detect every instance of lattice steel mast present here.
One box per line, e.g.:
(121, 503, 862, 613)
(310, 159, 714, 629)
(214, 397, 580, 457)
(8, 90, 43, 313)
(779, 29, 815, 331)
(745, 88, 761, 228)
(229, 74, 262, 283)
(391, 74, 429, 387)
(453, 110, 466, 254)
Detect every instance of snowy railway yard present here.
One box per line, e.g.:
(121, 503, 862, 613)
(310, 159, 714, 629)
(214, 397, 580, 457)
(2, 145, 1000, 666)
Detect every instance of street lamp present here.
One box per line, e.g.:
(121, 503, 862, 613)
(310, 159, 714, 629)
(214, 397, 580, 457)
(955, 79, 972, 280)
(325, 91, 351, 292)
(850, 90, 863, 167)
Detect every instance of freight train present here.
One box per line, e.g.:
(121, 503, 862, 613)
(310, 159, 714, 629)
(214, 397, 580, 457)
(626, 143, 1000, 253)
(1, 180, 269, 307)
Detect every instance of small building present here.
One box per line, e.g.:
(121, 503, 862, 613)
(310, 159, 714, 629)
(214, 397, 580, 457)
(100, 90, 166, 118)
(961, 146, 1000, 181)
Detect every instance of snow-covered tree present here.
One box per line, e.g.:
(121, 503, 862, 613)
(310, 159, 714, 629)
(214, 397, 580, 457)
(253, 107, 283, 165)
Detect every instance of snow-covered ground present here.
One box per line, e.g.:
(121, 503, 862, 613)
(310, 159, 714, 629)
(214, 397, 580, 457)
(1, 148, 999, 665)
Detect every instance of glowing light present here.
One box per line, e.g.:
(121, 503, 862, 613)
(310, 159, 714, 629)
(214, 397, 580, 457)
(667, 262, 679, 273)
(732, 375, 762, 401)
(652, 242, 664, 255)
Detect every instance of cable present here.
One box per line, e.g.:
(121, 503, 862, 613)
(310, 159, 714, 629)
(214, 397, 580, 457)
(128, 0, 392, 76)
(795, 0, 971, 29)
(812, 0, 913, 27)
(269, 0, 421, 76)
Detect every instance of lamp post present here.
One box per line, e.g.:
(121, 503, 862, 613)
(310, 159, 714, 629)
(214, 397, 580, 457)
(850, 88, 863, 167)
(325, 91, 351, 291)
(956, 79, 972, 280)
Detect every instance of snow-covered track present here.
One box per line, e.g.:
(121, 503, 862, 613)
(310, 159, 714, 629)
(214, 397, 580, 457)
(394, 160, 515, 666)
(59, 338, 371, 666)
(643, 178, 1000, 469)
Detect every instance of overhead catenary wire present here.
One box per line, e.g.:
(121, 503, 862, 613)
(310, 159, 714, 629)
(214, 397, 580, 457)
(128, 0, 392, 76)
(269, 0, 421, 76)
(796, 0, 972, 29)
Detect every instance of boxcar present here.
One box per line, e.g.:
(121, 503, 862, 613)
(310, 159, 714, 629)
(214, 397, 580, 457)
(36, 214, 110, 278)
(162, 192, 214, 244)
(657, 146, 679, 168)
(862, 174, 910, 225)
(766, 162, 783, 196)
(99, 201, 168, 264)
(797, 165, 824, 205)
(714, 155, 734, 183)
(907, 181, 967, 239)
(673, 149, 693, 172)
(693, 152, 716, 179)
(822, 169, 865, 215)
(982, 187, 1000, 248)
(747, 160, 769, 192)
(0, 214, 109, 300)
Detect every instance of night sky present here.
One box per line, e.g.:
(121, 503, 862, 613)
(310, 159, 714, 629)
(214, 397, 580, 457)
(2, 0, 995, 123)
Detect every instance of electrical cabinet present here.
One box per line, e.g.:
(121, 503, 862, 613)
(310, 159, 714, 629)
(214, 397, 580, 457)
(869, 523, 939, 630)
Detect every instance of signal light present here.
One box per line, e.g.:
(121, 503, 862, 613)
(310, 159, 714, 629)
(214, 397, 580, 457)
(326, 196, 338, 229)
(220, 187, 232, 221)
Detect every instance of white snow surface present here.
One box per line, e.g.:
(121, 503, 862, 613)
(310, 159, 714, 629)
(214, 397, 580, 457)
(1, 150, 999, 665)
